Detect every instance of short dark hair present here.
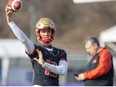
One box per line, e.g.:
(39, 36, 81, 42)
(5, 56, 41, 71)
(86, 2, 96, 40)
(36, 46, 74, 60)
(85, 37, 100, 46)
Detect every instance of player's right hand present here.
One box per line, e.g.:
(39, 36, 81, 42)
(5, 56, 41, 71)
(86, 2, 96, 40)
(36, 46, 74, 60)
(5, 5, 14, 23)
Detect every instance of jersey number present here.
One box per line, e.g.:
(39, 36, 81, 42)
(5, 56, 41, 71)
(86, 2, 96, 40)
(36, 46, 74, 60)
(45, 60, 57, 77)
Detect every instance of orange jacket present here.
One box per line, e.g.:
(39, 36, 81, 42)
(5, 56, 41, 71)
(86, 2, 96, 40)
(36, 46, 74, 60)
(84, 48, 113, 79)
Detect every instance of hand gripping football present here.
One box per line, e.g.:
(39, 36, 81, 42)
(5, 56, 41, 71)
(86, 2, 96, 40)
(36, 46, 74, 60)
(7, 0, 22, 12)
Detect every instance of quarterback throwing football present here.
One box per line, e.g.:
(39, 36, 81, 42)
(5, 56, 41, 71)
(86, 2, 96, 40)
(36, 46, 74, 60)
(5, 5, 68, 86)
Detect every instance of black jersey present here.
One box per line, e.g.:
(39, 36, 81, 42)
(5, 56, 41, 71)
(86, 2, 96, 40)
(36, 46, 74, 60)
(26, 45, 67, 86)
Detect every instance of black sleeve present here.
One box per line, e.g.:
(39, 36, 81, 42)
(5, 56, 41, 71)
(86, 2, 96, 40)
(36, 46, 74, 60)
(60, 50, 67, 61)
(25, 45, 38, 59)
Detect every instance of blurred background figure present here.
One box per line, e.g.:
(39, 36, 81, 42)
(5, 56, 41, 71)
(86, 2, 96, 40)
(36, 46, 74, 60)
(75, 37, 114, 86)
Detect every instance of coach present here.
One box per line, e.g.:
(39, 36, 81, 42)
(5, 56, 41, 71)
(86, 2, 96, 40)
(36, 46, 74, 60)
(75, 37, 114, 86)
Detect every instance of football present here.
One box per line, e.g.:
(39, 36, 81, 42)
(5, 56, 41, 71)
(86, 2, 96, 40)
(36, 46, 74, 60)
(7, 0, 22, 12)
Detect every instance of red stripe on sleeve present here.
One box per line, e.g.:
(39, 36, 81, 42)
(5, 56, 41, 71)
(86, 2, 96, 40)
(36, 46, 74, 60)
(60, 58, 67, 61)
(26, 47, 36, 56)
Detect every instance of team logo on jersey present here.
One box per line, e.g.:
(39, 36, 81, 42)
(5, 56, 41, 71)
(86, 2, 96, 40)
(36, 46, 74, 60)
(92, 59, 97, 63)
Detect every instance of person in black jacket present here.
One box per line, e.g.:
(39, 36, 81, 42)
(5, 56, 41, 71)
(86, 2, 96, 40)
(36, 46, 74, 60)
(75, 37, 114, 86)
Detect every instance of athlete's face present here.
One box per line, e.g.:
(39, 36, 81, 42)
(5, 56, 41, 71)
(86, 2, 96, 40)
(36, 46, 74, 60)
(39, 30, 52, 40)
(85, 41, 98, 57)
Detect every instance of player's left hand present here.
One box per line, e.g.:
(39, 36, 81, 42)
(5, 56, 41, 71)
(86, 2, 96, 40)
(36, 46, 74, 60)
(75, 73, 85, 81)
(33, 49, 45, 66)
